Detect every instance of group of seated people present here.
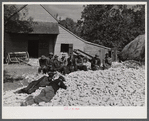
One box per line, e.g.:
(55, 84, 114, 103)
(38, 52, 112, 75)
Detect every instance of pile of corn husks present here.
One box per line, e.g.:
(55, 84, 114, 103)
(3, 62, 145, 106)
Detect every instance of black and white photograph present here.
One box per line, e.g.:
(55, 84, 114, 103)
(2, 2, 147, 119)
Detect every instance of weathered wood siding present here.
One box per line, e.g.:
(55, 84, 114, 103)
(54, 26, 85, 56)
(4, 33, 28, 58)
(84, 43, 110, 62)
(54, 25, 111, 60)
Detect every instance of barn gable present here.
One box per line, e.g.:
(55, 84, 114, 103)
(54, 25, 85, 56)
(19, 5, 57, 23)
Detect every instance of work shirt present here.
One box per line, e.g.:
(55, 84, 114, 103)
(83, 61, 91, 70)
(53, 59, 61, 69)
(91, 58, 101, 68)
(67, 57, 75, 66)
(59, 57, 67, 66)
(46, 58, 54, 67)
(105, 57, 112, 65)
(39, 58, 47, 68)
(39, 76, 51, 87)
(16, 76, 52, 94)
(75, 57, 83, 66)
(103, 57, 112, 69)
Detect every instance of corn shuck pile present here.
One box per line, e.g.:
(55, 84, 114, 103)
(3, 62, 145, 106)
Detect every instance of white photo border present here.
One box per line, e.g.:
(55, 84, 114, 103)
(2, 2, 147, 119)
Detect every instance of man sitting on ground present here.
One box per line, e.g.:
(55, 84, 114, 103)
(83, 57, 91, 70)
(46, 52, 54, 72)
(20, 76, 67, 106)
(53, 55, 69, 75)
(91, 54, 102, 70)
(59, 54, 69, 75)
(74, 54, 87, 71)
(67, 54, 76, 73)
(59, 54, 67, 67)
(38, 55, 48, 74)
(103, 53, 112, 70)
(53, 55, 61, 71)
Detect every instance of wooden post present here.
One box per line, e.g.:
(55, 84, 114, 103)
(112, 47, 118, 62)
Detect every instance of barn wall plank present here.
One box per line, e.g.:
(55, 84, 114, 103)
(84, 43, 109, 62)
(54, 26, 85, 56)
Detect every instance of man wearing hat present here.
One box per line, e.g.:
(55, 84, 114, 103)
(103, 53, 112, 70)
(38, 55, 48, 74)
(53, 55, 61, 71)
(60, 54, 67, 66)
(46, 52, 54, 72)
(59, 54, 69, 75)
(15, 71, 55, 94)
(74, 54, 87, 71)
(53, 55, 68, 75)
(67, 54, 76, 73)
(83, 56, 91, 70)
(20, 73, 67, 106)
(91, 54, 101, 70)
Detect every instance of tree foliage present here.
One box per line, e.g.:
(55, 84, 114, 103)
(77, 5, 145, 51)
(59, 17, 78, 34)
(4, 5, 34, 33)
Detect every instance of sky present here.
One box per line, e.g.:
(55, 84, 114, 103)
(18, 5, 85, 22)
(13, 4, 141, 23)
(43, 5, 84, 21)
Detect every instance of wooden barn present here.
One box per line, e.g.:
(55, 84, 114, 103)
(4, 22, 59, 58)
(4, 5, 111, 62)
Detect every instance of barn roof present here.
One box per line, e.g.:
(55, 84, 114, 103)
(5, 21, 59, 34)
(31, 22, 59, 34)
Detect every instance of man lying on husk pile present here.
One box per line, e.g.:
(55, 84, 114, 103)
(20, 75, 67, 106)
(15, 63, 66, 94)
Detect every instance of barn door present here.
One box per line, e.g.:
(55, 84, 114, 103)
(28, 40, 39, 58)
(68, 44, 73, 55)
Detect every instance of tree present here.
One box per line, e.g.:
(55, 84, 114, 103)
(4, 5, 34, 33)
(78, 5, 145, 51)
(59, 17, 77, 34)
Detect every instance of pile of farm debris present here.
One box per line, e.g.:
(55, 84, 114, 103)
(3, 61, 145, 106)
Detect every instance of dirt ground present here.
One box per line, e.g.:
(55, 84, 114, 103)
(3, 61, 39, 92)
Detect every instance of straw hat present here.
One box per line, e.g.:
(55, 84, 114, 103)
(49, 52, 53, 55)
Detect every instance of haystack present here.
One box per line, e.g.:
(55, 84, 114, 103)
(119, 35, 145, 62)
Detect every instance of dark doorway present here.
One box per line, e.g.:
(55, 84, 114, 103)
(28, 40, 39, 58)
(61, 44, 69, 52)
